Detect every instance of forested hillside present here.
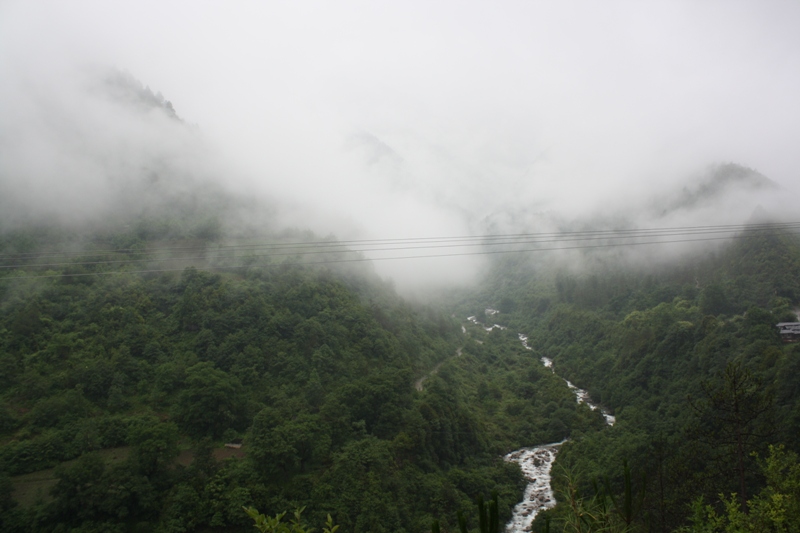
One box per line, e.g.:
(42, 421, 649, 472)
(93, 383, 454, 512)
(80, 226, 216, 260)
(0, 68, 601, 532)
(2, 64, 799, 533)
(459, 226, 800, 531)
(0, 217, 609, 532)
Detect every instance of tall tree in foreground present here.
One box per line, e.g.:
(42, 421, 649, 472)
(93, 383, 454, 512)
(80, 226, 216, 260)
(689, 361, 775, 512)
(681, 445, 800, 532)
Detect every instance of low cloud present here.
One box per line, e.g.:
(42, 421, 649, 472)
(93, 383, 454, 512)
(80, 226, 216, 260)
(2, 0, 799, 291)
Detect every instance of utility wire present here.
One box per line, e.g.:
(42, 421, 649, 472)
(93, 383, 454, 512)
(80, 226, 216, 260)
(2, 221, 799, 262)
(2, 226, 798, 280)
(0, 225, 796, 270)
(2, 222, 799, 270)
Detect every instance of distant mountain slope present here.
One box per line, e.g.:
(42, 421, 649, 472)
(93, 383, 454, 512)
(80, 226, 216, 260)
(652, 163, 779, 218)
(99, 68, 181, 120)
(478, 162, 779, 228)
(0, 66, 281, 248)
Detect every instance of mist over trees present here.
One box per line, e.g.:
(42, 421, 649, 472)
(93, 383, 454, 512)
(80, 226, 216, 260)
(5, 150, 800, 531)
(2, 21, 800, 529)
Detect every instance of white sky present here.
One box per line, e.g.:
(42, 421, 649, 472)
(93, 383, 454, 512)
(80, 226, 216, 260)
(2, 0, 800, 288)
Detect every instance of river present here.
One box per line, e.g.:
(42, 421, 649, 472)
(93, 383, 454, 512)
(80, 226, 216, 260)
(469, 312, 614, 532)
(503, 442, 564, 532)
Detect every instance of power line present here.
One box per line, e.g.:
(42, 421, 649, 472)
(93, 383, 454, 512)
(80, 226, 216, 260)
(2, 224, 798, 280)
(2, 221, 799, 262)
(2, 222, 799, 270)
(3, 225, 796, 270)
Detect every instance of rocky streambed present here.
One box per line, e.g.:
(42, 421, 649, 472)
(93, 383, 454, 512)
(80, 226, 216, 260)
(503, 442, 564, 532)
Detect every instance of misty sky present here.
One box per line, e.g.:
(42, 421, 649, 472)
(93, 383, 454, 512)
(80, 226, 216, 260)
(2, 0, 799, 288)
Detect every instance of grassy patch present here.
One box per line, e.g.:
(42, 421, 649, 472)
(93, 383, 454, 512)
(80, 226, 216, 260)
(11, 446, 131, 508)
(11, 468, 58, 507)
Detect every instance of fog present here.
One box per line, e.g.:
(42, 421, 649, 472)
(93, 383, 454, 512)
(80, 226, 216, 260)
(2, 0, 800, 291)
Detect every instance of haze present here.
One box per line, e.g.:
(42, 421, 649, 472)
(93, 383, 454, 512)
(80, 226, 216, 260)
(2, 0, 799, 291)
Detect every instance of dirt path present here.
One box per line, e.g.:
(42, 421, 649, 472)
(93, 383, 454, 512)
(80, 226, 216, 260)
(414, 347, 462, 391)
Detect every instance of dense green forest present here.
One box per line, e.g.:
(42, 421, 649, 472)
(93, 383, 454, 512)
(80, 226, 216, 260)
(458, 229, 800, 532)
(4, 5, 800, 530)
(0, 218, 605, 532)
(3, 205, 800, 533)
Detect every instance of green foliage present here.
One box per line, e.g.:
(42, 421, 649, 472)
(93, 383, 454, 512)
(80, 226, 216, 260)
(5, 220, 800, 531)
(555, 461, 647, 533)
(249, 408, 327, 478)
(26, 389, 93, 430)
(128, 419, 179, 476)
(465, 228, 800, 531)
(681, 445, 800, 532)
(243, 506, 339, 533)
(432, 491, 501, 533)
(0, 470, 25, 532)
(688, 361, 775, 510)
(0, 227, 547, 531)
(172, 361, 246, 438)
(602, 460, 647, 530)
(476, 492, 501, 533)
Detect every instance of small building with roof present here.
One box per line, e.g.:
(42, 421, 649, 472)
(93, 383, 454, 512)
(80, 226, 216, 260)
(776, 322, 800, 342)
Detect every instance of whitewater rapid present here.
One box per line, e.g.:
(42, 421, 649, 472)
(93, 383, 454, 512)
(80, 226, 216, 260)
(503, 442, 564, 532)
(518, 334, 615, 426)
